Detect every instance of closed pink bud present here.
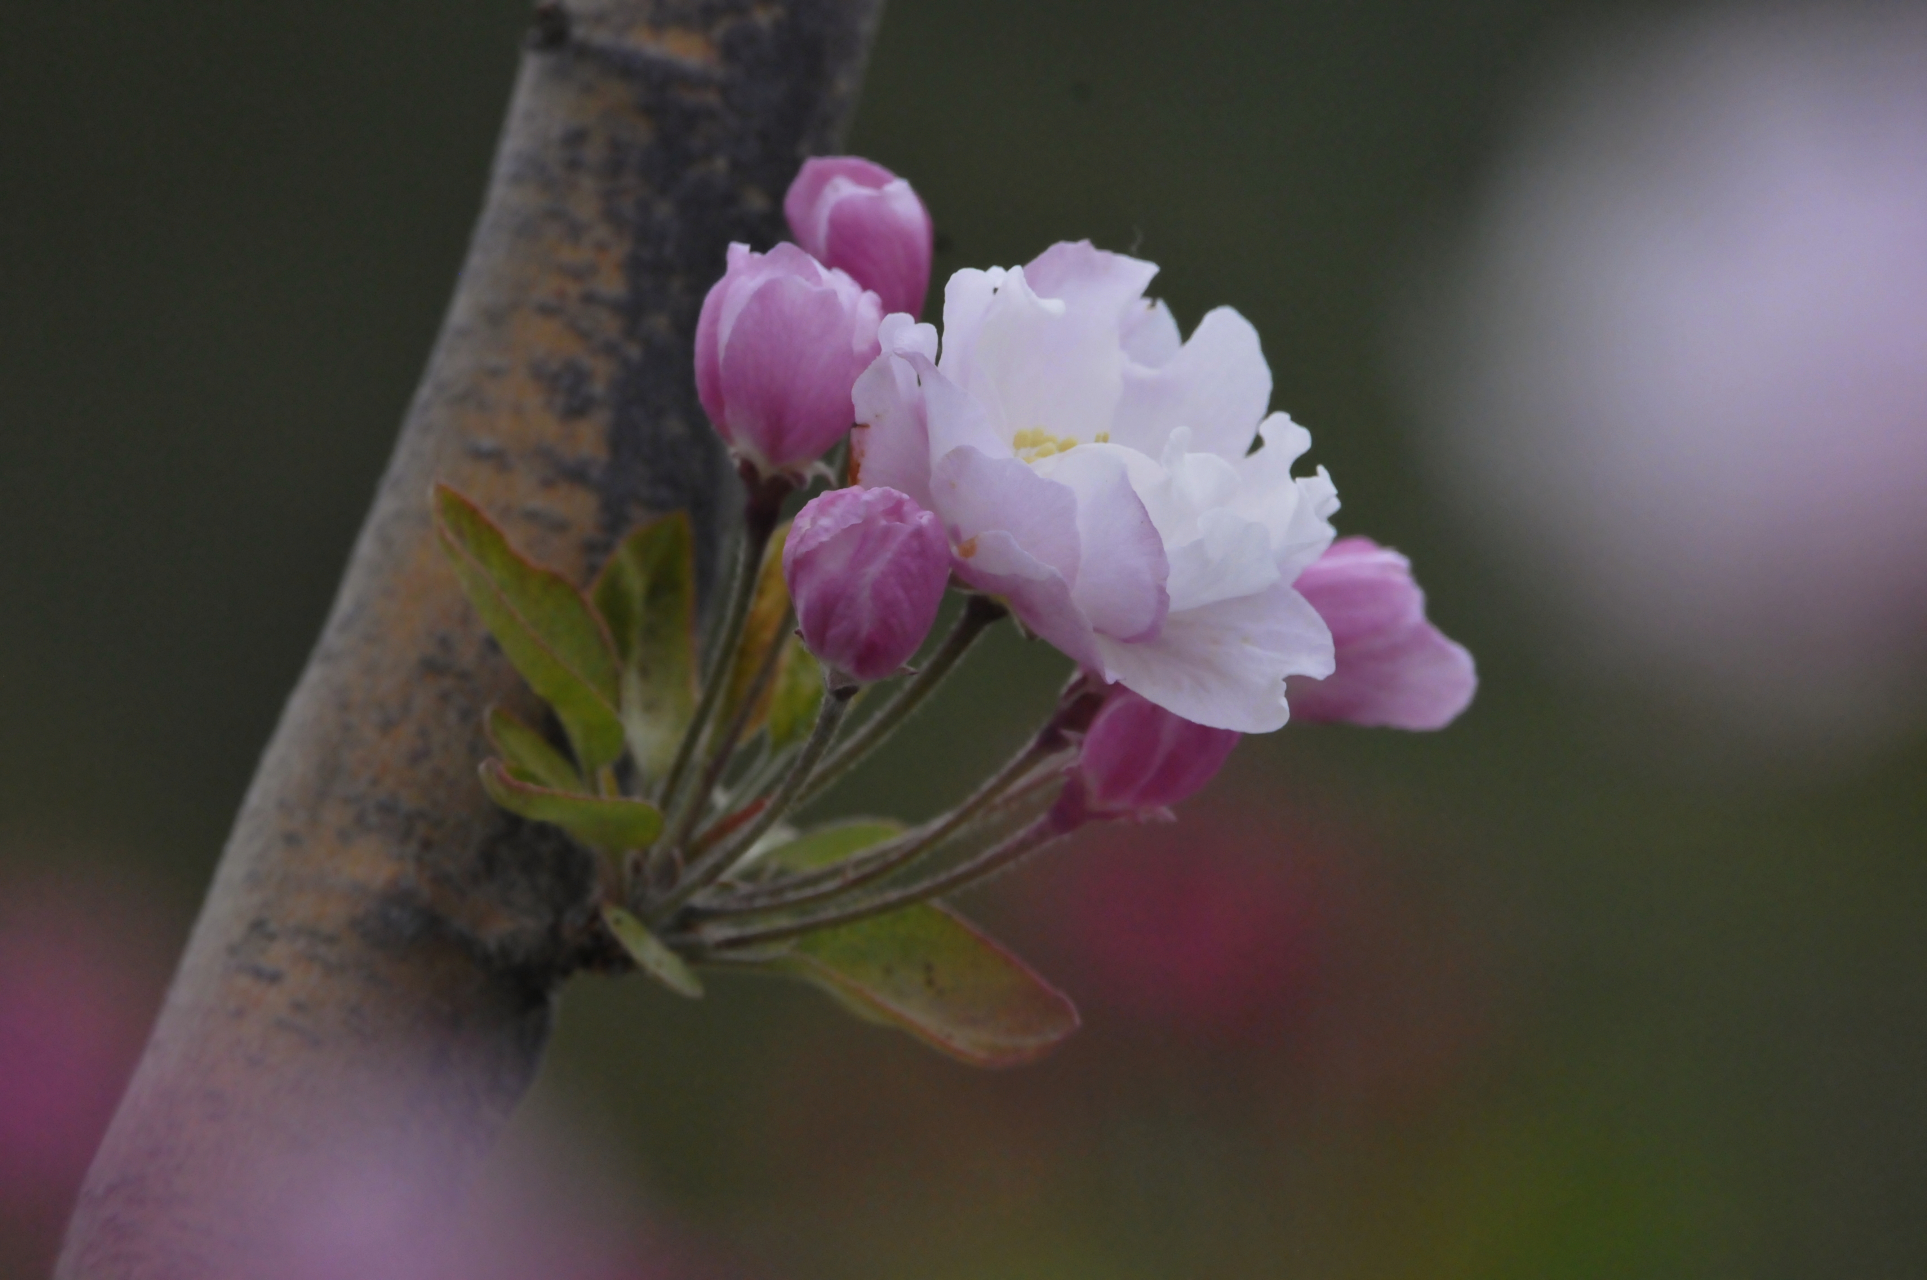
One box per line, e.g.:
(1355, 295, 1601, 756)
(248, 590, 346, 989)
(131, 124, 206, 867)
(784, 157, 935, 319)
(1054, 686, 1241, 828)
(694, 242, 884, 476)
(1289, 537, 1477, 729)
(783, 486, 951, 683)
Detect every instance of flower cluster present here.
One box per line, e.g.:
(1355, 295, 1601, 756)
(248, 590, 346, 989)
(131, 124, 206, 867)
(439, 154, 1475, 1067)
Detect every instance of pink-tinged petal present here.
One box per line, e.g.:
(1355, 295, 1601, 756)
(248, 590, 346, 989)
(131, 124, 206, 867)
(1095, 580, 1335, 732)
(1113, 306, 1272, 461)
(1289, 538, 1477, 730)
(785, 487, 951, 682)
(1034, 446, 1169, 642)
(1056, 686, 1240, 824)
(959, 530, 1103, 670)
(930, 446, 1081, 583)
(1023, 240, 1161, 320)
(1120, 297, 1183, 367)
(694, 268, 730, 427)
(915, 355, 1008, 462)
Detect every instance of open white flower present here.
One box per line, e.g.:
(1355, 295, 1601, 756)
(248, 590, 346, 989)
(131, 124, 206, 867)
(851, 241, 1338, 732)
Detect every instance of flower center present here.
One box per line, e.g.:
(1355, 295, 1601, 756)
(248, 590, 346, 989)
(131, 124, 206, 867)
(1013, 427, 1108, 463)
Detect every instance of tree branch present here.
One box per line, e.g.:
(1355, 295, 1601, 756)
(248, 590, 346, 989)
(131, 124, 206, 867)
(55, 2, 882, 1274)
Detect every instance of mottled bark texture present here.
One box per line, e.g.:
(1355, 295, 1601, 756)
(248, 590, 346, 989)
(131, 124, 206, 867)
(57, 2, 882, 1275)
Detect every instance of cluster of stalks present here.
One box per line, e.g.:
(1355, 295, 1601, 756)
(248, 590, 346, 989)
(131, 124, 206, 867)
(621, 469, 1097, 963)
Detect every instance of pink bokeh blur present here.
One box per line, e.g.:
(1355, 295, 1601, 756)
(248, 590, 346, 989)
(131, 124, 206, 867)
(0, 869, 166, 1269)
(1415, 6, 1927, 752)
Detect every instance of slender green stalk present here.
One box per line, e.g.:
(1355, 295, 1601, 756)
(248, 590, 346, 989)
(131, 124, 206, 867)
(649, 681, 856, 924)
(686, 814, 1068, 951)
(693, 731, 1072, 917)
(789, 594, 1007, 811)
(658, 604, 792, 858)
(653, 470, 790, 825)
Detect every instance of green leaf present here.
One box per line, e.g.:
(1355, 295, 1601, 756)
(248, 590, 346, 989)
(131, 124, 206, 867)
(765, 634, 824, 750)
(479, 759, 661, 850)
(777, 903, 1080, 1068)
(590, 513, 698, 779)
(719, 520, 793, 738)
(765, 818, 904, 872)
(485, 705, 585, 793)
(602, 904, 703, 998)
(434, 485, 625, 769)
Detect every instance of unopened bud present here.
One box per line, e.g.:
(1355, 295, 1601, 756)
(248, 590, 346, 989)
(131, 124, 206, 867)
(1288, 537, 1476, 730)
(695, 242, 883, 476)
(1053, 686, 1240, 828)
(783, 486, 950, 683)
(784, 157, 935, 319)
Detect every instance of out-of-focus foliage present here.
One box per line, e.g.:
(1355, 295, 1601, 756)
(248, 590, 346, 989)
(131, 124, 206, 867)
(4, 0, 1925, 1277)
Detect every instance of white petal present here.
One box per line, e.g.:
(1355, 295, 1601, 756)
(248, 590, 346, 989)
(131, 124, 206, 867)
(1230, 413, 1339, 576)
(934, 266, 1007, 385)
(1164, 507, 1280, 613)
(878, 312, 939, 362)
(1094, 581, 1335, 733)
(952, 265, 1122, 444)
(1111, 306, 1272, 460)
(851, 352, 935, 510)
(1121, 298, 1183, 367)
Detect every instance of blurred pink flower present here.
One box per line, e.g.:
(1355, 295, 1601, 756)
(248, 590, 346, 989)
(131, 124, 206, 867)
(0, 871, 166, 1268)
(784, 156, 934, 319)
(1416, 8, 1927, 749)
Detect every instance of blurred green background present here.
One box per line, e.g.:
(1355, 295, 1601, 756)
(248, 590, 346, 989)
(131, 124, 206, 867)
(4, 0, 1924, 1276)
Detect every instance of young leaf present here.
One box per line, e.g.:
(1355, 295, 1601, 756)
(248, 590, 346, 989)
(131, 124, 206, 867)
(776, 903, 1080, 1068)
(479, 759, 661, 851)
(718, 520, 793, 738)
(765, 818, 904, 872)
(766, 634, 824, 750)
(602, 904, 703, 998)
(434, 485, 625, 769)
(591, 513, 698, 779)
(485, 705, 585, 793)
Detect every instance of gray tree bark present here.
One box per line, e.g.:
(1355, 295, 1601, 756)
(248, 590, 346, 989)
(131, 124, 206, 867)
(56, 2, 882, 1274)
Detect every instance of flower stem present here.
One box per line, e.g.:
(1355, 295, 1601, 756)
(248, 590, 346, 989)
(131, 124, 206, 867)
(788, 593, 1007, 811)
(649, 678, 856, 925)
(693, 720, 1073, 917)
(658, 604, 793, 859)
(653, 465, 791, 822)
(686, 814, 1069, 951)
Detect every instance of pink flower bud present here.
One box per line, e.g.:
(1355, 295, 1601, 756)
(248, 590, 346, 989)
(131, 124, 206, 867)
(1054, 686, 1241, 827)
(784, 157, 935, 319)
(783, 486, 950, 683)
(694, 242, 884, 476)
(1289, 537, 1477, 729)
